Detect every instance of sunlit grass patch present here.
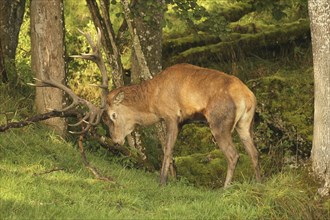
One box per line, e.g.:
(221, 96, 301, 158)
(1, 123, 328, 219)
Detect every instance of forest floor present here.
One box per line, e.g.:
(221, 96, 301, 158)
(0, 123, 329, 219)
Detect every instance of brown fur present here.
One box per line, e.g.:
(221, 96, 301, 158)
(106, 63, 261, 187)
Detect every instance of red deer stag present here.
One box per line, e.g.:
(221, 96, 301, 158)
(30, 29, 260, 188)
(106, 63, 261, 187)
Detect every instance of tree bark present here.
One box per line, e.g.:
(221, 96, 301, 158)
(0, 38, 8, 83)
(30, 0, 67, 136)
(85, 0, 124, 88)
(121, 0, 154, 81)
(124, 0, 173, 175)
(308, 0, 330, 196)
(0, 0, 26, 83)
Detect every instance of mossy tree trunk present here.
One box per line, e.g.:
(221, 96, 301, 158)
(0, 0, 26, 83)
(308, 0, 330, 196)
(30, 0, 67, 136)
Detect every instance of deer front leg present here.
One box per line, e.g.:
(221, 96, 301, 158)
(160, 119, 179, 185)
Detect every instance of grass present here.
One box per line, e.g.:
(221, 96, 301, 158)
(1, 122, 328, 219)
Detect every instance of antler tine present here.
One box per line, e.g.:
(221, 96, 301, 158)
(90, 108, 104, 126)
(78, 28, 103, 56)
(78, 28, 96, 50)
(69, 124, 92, 135)
(68, 102, 104, 127)
(96, 27, 102, 49)
(69, 113, 91, 127)
(68, 108, 104, 135)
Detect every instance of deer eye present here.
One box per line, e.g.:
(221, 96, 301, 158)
(110, 112, 117, 121)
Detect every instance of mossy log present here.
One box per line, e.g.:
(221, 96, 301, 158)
(163, 34, 221, 61)
(162, 2, 255, 60)
(167, 19, 310, 66)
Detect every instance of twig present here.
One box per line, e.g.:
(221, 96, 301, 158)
(78, 132, 115, 183)
(33, 167, 65, 176)
(90, 131, 155, 172)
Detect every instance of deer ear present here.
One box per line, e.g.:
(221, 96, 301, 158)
(113, 91, 125, 105)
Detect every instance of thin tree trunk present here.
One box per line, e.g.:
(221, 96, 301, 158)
(30, 0, 67, 136)
(121, 0, 153, 80)
(0, 0, 26, 83)
(0, 39, 8, 83)
(308, 0, 330, 196)
(122, 0, 174, 175)
(85, 0, 124, 88)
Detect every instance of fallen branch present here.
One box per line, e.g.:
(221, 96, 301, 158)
(0, 110, 79, 132)
(33, 167, 65, 176)
(90, 131, 155, 172)
(78, 132, 115, 183)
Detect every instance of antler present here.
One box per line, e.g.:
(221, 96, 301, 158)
(28, 28, 109, 134)
(71, 28, 109, 110)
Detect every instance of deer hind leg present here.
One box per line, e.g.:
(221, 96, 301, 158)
(160, 119, 179, 185)
(208, 114, 239, 188)
(236, 113, 261, 182)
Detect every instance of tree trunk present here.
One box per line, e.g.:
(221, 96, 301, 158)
(0, 38, 8, 83)
(308, 0, 330, 196)
(30, 0, 67, 136)
(121, 0, 153, 81)
(0, 0, 26, 83)
(125, 0, 173, 175)
(85, 0, 124, 88)
(130, 0, 163, 80)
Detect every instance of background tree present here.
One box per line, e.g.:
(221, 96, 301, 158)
(129, 0, 164, 81)
(121, 0, 171, 171)
(85, 0, 125, 88)
(308, 0, 330, 196)
(0, 0, 26, 83)
(30, 0, 67, 136)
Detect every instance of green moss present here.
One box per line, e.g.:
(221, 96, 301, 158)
(163, 33, 221, 62)
(170, 19, 310, 65)
(249, 67, 314, 158)
(174, 124, 214, 156)
(175, 150, 258, 188)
